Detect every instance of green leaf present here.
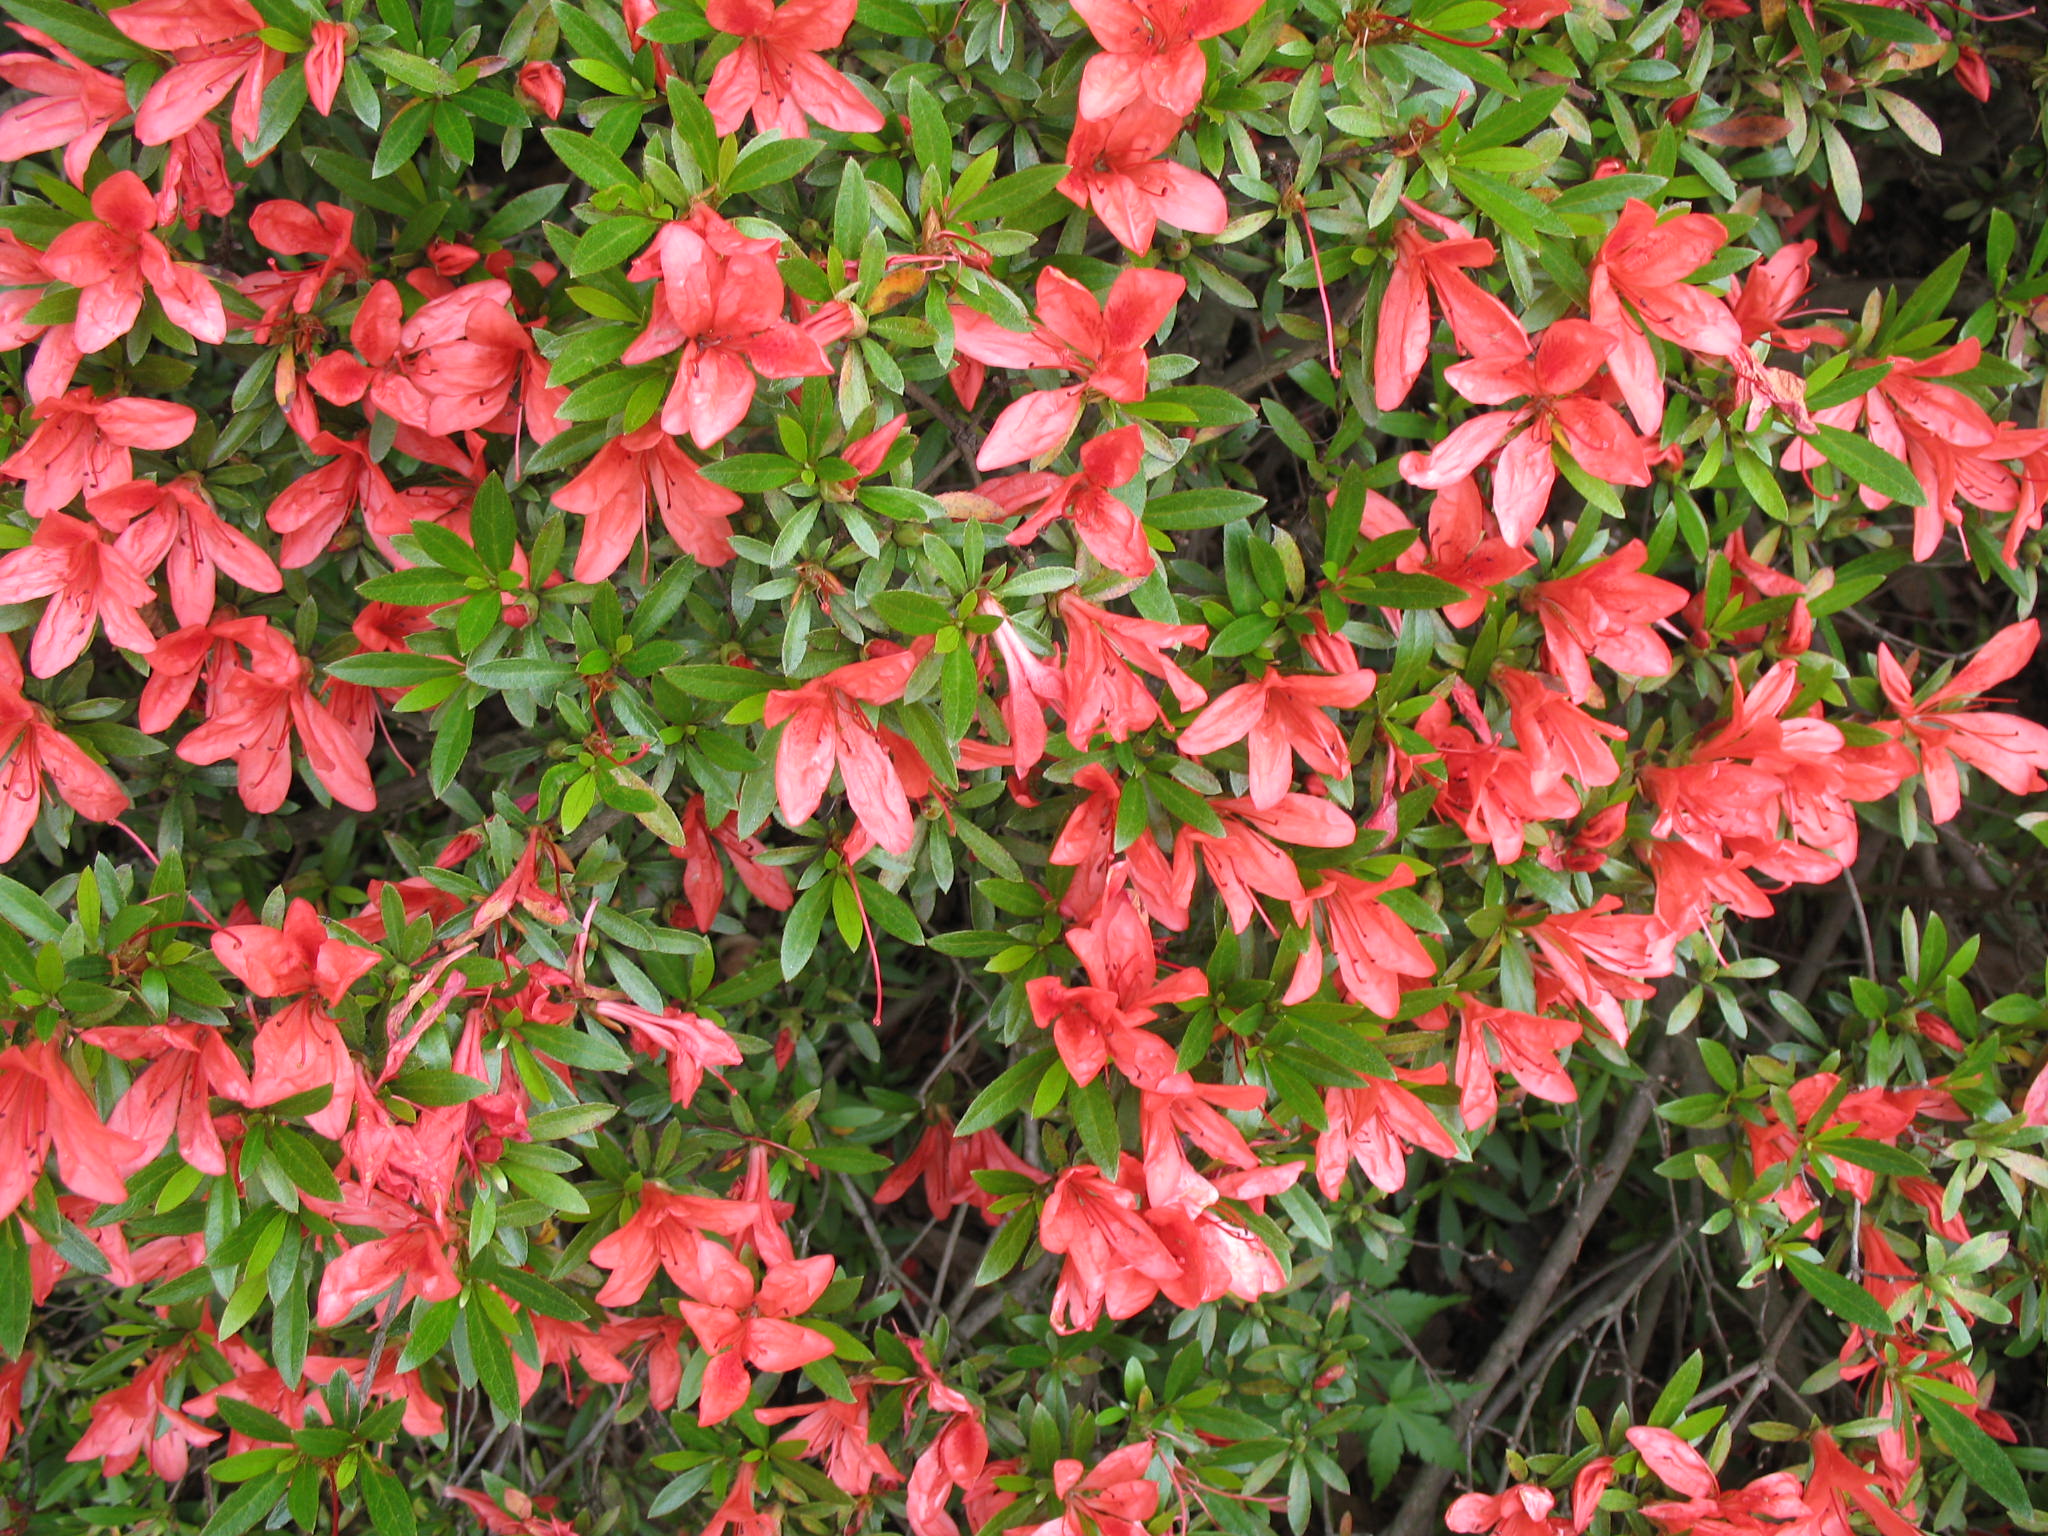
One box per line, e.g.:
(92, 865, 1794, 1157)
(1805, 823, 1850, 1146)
(954, 164, 1071, 223)
(468, 657, 576, 691)
(1806, 424, 1924, 507)
(1147, 488, 1266, 530)
(199, 1471, 290, 1536)
(397, 1297, 460, 1373)
(956, 1048, 1058, 1136)
(724, 136, 823, 196)
(0, 1217, 27, 1356)
(360, 1464, 418, 1536)
(1781, 1253, 1893, 1334)
(1069, 1074, 1122, 1176)
(1912, 1391, 2030, 1515)
(543, 127, 638, 191)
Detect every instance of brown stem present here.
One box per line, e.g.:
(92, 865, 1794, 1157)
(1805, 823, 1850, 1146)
(1382, 1031, 1679, 1536)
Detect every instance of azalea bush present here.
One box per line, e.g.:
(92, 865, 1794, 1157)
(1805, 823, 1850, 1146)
(6, 0, 2048, 1534)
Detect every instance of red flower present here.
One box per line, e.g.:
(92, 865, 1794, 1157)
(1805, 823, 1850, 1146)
(1373, 476, 1535, 628)
(1024, 1444, 1160, 1536)
(1058, 593, 1207, 748)
(757, 1385, 902, 1496)
(1038, 1165, 1185, 1329)
(1315, 1064, 1460, 1197)
(313, 1199, 462, 1328)
(1286, 865, 1436, 1015)
(307, 278, 535, 440)
(0, 635, 130, 859)
(621, 209, 836, 449)
(1175, 663, 1377, 809)
(992, 425, 1157, 578)
(676, 1249, 838, 1426)
(64, 1348, 219, 1481)
(175, 616, 378, 814)
(704, 0, 883, 138)
(592, 999, 744, 1107)
(304, 21, 350, 116)
(97, 475, 282, 627)
(1877, 618, 2048, 823)
(0, 511, 159, 676)
(875, 1119, 1045, 1220)
(517, 61, 567, 119)
(671, 794, 795, 926)
(0, 1037, 144, 1218)
(80, 1022, 255, 1178)
(1455, 997, 1582, 1131)
(558, 422, 745, 579)
(1059, 105, 1227, 256)
(1530, 539, 1689, 703)
(1, 387, 197, 517)
(1588, 198, 1741, 432)
(1399, 321, 1652, 547)
(108, 0, 286, 152)
(950, 266, 1184, 469)
(1072, 0, 1262, 117)
(1726, 239, 1845, 353)
(1447, 1485, 1571, 1536)
(764, 641, 930, 853)
(0, 26, 130, 187)
(1374, 199, 1529, 411)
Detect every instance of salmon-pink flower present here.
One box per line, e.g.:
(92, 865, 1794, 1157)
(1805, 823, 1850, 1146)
(764, 640, 930, 853)
(0, 1037, 144, 1218)
(950, 266, 1184, 470)
(1059, 105, 1227, 256)
(1, 387, 197, 517)
(305, 21, 350, 115)
(993, 426, 1156, 578)
(676, 1249, 838, 1426)
(213, 897, 382, 1007)
(1455, 998, 1582, 1131)
(1025, 1443, 1160, 1536)
(314, 1205, 462, 1328)
(1072, 0, 1262, 117)
(109, 0, 286, 152)
(620, 208, 834, 449)
(1315, 1064, 1460, 1197)
(592, 999, 744, 1107)
(0, 511, 159, 676)
(1399, 321, 1651, 547)
(875, 1119, 1045, 1220)
(758, 1386, 902, 1496)
(556, 421, 743, 578)
(517, 61, 567, 119)
(306, 278, 534, 439)
(704, 0, 883, 138)
(175, 616, 378, 814)
(0, 635, 130, 859)
(80, 1022, 255, 1177)
(1589, 198, 1741, 432)
(1876, 618, 2048, 823)
(670, 794, 794, 926)
(0, 26, 130, 187)
(1286, 865, 1435, 1015)
(65, 1349, 219, 1481)
(1175, 663, 1377, 809)
(1057, 594, 1206, 748)
(1447, 1484, 1571, 1536)
(1374, 199, 1529, 411)
(96, 476, 282, 627)
(1530, 539, 1689, 703)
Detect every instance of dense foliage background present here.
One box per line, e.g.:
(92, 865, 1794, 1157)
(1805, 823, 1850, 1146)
(1, 1, 2047, 1535)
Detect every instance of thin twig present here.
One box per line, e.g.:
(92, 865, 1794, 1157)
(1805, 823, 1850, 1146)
(1382, 1033, 1679, 1536)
